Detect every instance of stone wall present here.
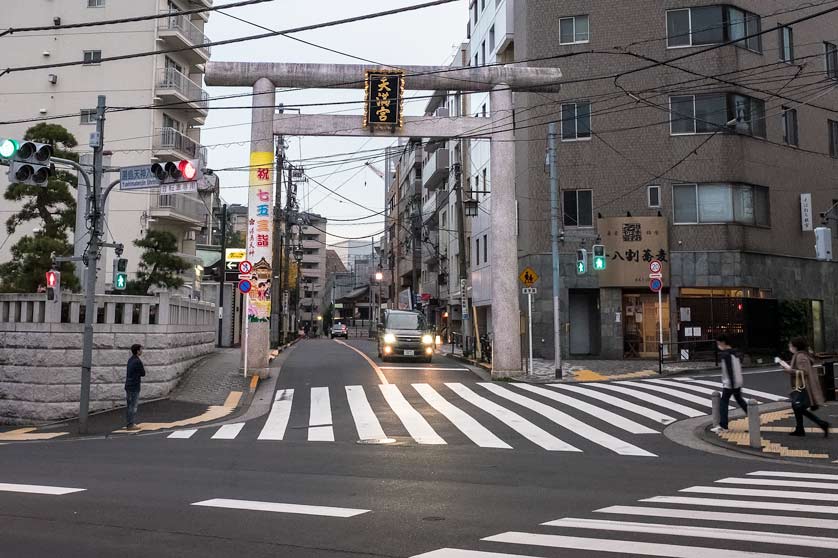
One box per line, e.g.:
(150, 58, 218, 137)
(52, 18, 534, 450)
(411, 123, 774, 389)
(0, 293, 216, 425)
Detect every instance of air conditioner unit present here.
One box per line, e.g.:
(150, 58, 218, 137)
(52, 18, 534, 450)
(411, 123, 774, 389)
(48, 74, 58, 84)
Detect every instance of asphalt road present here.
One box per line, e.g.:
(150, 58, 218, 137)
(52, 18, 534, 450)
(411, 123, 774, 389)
(0, 339, 833, 558)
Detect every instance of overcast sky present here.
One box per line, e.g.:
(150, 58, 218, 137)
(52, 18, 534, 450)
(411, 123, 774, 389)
(203, 0, 469, 246)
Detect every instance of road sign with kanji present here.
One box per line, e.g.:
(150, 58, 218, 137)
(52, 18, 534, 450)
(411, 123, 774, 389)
(519, 267, 539, 287)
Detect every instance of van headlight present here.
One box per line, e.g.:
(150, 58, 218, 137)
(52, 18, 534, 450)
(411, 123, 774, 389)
(384, 333, 396, 344)
(422, 334, 434, 345)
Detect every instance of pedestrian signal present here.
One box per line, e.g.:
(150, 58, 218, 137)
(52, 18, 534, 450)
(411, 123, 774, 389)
(592, 244, 606, 271)
(576, 249, 587, 275)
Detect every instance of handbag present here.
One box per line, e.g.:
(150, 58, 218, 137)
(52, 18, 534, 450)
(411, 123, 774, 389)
(790, 369, 811, 411)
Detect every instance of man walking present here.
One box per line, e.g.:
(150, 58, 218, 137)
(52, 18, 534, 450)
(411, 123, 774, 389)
(711, 334, 749, 433)
(125, 344, 145, 430)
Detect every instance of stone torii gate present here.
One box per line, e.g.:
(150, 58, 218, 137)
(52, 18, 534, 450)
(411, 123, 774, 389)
(205, 62, 562, 379)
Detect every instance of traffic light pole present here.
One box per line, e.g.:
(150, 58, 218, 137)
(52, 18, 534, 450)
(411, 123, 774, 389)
(79, 95, 106, 435)
(548, 122, 563, 380)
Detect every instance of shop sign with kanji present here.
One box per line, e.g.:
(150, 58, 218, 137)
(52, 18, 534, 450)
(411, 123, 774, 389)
(363, 70, 405, 128)
(596, 216, 669, 288)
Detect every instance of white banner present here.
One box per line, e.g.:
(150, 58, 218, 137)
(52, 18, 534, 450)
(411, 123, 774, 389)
(800, 193, 813, 231)
(159, 181, 197, 195)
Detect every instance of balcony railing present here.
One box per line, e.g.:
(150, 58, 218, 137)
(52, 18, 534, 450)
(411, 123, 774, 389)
(154, 127, 201, 159)
(156, 67, 209, 113)
(422, 192, 438, 224)
(158, 12, 211, 60)
(150, 193, 207, 224)
(422, 148, 450, 191)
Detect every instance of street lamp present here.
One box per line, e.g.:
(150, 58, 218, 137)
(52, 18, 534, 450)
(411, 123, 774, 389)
(464, 198, 479, 217)
(375, 267, 384, 328)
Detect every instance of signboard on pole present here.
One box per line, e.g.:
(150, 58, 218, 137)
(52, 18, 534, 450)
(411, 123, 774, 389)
(160, 181, 198, 195)
(119, 165, 160, 190)
(363, 70, 405, 128)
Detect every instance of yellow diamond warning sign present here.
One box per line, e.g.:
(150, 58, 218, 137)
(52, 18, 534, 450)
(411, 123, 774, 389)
(519, 267, 539, 287)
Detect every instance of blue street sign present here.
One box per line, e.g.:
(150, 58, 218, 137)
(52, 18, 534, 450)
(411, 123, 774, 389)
(238, 279, 252, 294)
(649, 278, 663, 293)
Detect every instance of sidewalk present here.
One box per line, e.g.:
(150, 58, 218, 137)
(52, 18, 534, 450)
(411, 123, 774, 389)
(442, 345, 714, 382)
(703, 401, 837, 464)
(0, 343, 296, 440)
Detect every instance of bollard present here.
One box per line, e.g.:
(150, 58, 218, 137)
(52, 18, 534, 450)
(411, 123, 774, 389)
(747, 399, 761, 449)
(711, 391, 721, 428)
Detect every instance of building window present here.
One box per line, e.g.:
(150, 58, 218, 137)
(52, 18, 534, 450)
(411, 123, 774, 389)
(80, 109, 96, 125)
(559, 15, 590, 45)
(830, 120, 838, 158)
(472, 1, 478, 25)
(647, 185, 661, 208)
(666, 6, 761, 52)
(83, 50, 102, 65)
(669, 93, 765, 137)
(483, 234, 487, 263)
(88, 0, 105, 7)
(560, 102, 591, 141)
(782, 107, 798, 146)
(481, 0, 485, 11)
(481, 103, 487, 117)
(779, 25, 794, 63)
(673, 183, 770, 226)
(482, 168, 488, 196)
(481, 41, 486, 65)
(489, 25, 495, 51)
(475, 237, 480, 265)
(563, 190, 593, 228)
(474, 53, 479, 67)
(826, 42, 838, 80)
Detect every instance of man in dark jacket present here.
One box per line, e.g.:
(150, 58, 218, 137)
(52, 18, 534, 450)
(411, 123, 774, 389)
(125, 344, 146, 430)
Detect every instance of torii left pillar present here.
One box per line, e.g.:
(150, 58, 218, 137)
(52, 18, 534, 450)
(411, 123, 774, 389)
(243, 77, 275, 378)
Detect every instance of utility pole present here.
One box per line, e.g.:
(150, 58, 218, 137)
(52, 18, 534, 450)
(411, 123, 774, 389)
(79, 95, 106, 435)
(369, 237, 375, 336)
(547, 122, 562, 379)
(217, 203, 228, 347)
(453, 162, 469, 356)
(284, 163, 295, 339)
(271, 135, 284, 347)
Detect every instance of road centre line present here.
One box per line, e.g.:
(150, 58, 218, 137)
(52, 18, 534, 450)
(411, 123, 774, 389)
(482, 532, 803, 558)
(191, 498, 369, 517)
(0, 483, 85, 495)
(334, 339, 388, 384)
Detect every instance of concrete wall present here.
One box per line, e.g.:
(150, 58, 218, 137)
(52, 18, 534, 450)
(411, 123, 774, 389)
(0, 293, 216, 425)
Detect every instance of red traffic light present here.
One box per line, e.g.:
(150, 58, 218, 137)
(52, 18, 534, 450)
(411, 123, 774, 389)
(46, 270, 58, 288)
(178, 160, 197, 181)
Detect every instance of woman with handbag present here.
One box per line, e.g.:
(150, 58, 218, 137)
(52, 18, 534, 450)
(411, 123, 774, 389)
(778, 337, 830, 437)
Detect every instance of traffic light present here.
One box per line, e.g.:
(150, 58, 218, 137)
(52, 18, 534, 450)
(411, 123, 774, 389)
(592, 244, 606, 271)
(815, 227, 833, 261)
(150, 159, 200, 184)
(576, 249, 587, 275)
(113, 257, 128, 290)
(45, 269, 61, 303)
(6, 140, 54, 186)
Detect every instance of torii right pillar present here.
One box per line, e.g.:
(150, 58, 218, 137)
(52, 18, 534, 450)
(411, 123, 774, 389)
(488, 84, 521, 378)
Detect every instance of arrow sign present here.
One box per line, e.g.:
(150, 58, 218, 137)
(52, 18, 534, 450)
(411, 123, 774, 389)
(225, 261, 239, 271)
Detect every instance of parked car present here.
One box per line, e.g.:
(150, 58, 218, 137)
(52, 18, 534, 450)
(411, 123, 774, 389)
(330, 323, 348, 339)
(377, 309, 435, 363)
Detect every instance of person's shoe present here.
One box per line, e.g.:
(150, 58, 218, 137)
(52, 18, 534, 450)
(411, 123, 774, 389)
(710, 426, 727, 434)
(789, 429, 805, 437)
(126, 424, 140, 431)
(821, 422, 831, 438)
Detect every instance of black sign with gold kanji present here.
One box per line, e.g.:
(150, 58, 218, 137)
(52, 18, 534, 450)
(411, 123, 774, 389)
(364, 70, 405, 128)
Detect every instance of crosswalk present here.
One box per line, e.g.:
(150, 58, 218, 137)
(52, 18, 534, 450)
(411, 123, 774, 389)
(413, 470, 838, 558)
(163, 377, 785, 456)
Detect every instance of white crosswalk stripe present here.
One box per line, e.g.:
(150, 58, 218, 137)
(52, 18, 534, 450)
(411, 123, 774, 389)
(715, 477, 838, 490)
(677, 378, 788, 401)
(158, 379, 786, 457)
(379, 384, 446, 445)
(413, 384, 511, 449)
(478, 383, 657, 456)
(413, 469, 838, 557)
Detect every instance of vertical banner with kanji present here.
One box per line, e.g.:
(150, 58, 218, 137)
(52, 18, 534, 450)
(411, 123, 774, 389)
(247, 151, 273, 322)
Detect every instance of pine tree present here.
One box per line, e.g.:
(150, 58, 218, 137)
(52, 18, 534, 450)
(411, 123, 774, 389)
(0, 124, 79, 292)
(128, 230, 188, 294)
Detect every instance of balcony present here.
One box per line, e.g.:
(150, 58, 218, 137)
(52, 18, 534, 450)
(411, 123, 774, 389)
(422, 148, 449, 191)
(301, 239, 321, 250)
(153, 127, 202, 161)
(422, 192, 438, 224)
(157, 12, 211, 65)
(149, 193, 207, 226)
(156, 68, 209, 121)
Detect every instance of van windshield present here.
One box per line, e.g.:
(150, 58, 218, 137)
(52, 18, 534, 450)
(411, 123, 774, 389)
(387, 313, 425, 330)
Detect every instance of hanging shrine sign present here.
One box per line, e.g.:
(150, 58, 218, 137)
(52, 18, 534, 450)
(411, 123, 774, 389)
(246, 152, 274, 323)
(363, 70, 405, 128)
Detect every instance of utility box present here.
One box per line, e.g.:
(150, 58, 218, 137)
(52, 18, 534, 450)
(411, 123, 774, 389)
(814, 227, 832, 261)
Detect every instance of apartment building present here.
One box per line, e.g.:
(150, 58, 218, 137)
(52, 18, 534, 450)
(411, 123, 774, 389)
(0, 0, 214, 294)
(513, 0, 838, 358)
(298, 212, 327, 328)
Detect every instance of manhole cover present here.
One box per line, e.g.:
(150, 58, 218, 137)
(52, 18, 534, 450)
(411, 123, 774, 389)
(357, 438, 397, 445)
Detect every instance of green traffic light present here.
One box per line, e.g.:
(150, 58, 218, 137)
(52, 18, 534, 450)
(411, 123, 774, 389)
(115, 273, 127, 290)
(0, 138, 19, 159)
(594, 257, 606, 270)
(576, 261, 586, 275)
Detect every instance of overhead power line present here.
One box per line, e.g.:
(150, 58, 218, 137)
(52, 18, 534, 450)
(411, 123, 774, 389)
(0, 0, 275, 37)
